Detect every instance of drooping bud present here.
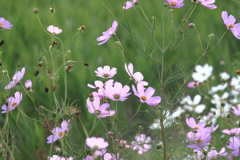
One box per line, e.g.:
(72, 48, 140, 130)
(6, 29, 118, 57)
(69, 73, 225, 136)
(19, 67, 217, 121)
(33, 7, 39, 14)
(49, 6, 55, 13)
(188, 23, 195, 28)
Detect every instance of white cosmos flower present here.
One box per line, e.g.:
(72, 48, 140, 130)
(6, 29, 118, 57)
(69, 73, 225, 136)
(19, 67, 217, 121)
(192, 64, 213, 82)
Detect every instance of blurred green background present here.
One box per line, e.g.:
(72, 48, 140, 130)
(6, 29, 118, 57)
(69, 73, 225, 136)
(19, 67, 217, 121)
(0, 0, 240, 159)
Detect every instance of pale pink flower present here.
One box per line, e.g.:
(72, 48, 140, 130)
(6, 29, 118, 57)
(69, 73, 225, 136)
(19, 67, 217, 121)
(222, 11, 240, 39)
(232, 104, 240, 116)
(95, 66, 117, 79)
(123, 0, 138, 10)
(132, 83, 161, 106)
(48, 155, 73, 160)
(197, 0, 217, 9)
(125, 63, 148, 86)
(86, 97, 115, 118)
(86, 137, 109, 149)
(25, 79, 32, 91)
(104, 82, 131, 101)
(0, 17, 13, 29)
(47, 120, 70, 143)
(186, 131, 211, 150)
(5, 67, 25, 89)
(165, 0, 184, 8)
(186, 117, 206, 131)
(96, 20, 118, 45)
(222, 128, 240, 136)
(1, 92, 22, 113)
(47, 25, 62, 34)
(131, 134, 151, 154)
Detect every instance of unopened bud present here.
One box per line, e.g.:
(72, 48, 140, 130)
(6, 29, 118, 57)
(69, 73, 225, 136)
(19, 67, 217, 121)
(115, 41, 121, 46)
(38, 61, 44, 67)
(236, 70, 240, 75)
(108, 132, 114, 136)
(39, 106, 44, 109)
(227, 113, 231, 118)
(188, 23, 195, 28)
(65, 65, 74, 73)
(34, 70, 39, 76)
(50, 6, 55, 13)
(33, 8, 39, 14)
(169, 9, 174, 13)
(54, 146, 61, 152)
(78, 25, 86, 33)
(152, 16, 157, 20)
(208, 34, 214, 38)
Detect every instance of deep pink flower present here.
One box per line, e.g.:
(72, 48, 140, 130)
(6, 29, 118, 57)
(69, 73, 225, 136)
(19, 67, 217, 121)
(96, 20, 118, 45)
(131, 134, 151, 154)
(198, 0, 217, 9)
(86, 97, 115, 118)
(186, 117, 206, 131)
(232, 104, 240, 116)
(125, 63, 148, 86)
(47, 25, 62, 34)
(132, 83, 161, 106)
(95, 66, 117, 79)
(0, 17, 13, 29)
(105, 82, 131, 101)
(227, 136, 240, 156)
(222, 11, 240, 39)
(186, 131, 212, 150)
(47, 120, 70, 143)
(165, 0, 184, 8)
(5, 67, 25, 89)
(1, 92, 22, 113)
(222, 128, 240, 136)
(123, 0, 138, 10)
(86, 137, 109, 149)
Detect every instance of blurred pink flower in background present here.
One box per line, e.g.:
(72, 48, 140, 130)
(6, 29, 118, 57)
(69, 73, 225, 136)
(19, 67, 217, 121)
(165, 0, 184, 8)
(96, 20, 118, 45)
(0, 17, 13, 29)
(47, 25, 62, 34)
(86, 137, 109, 149)
(123, 0, 138, 10)
(1, 92, 22, 113)
(5, 67, 25, 89)
(47, 120, 70, 143)
(198, 0, 217, 9)
(222, 11, 240, 39)
(131, 134, 152, 154)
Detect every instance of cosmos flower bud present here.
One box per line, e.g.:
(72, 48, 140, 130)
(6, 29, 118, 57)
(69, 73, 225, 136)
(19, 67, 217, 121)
(236, 70, 240, 75)
(33, 7, 39, 14)
(208, 33, 214, 38)
(50, 6, 55, 13)
(38, 61, 43, 67)
(188, 23, 195, 28)
(115, 41, 121, 46)
(78, 25, 86, 33)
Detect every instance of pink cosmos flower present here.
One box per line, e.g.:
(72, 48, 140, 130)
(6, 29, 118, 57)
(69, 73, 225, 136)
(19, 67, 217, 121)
(197, 0, 217, 9)
(232, 104, 240, 116)
(123, 0, 138, 10)
(47, 25, 62, 34)
(227, 136, 240, 156)
(96, 20, 118, 45)
(124, 63, 148, 86)
(132, 83, 161, 106)
(186, 117, 206, 131)
(5, 67, 25, 89)
(0, 17, 13, 29)
(25, 79, 32, 91)
(47, 120, 70, 143)
(131, 134, 152, 154)
(86, 137, 109, 150)
(48, 155, 73, 160)
(186, 131, 212, 150)
(222, 128, 240, 136)
(1, 92, 22, 113)
(207, 148, 228, 160)
(222, 11, 240, 39)
(188, 81, 198, 88)
(165, 0, 184, 8)
(86, 97, 115, 118)
(95, 66, 117, 79)
(104, 82, 131, 101)
(104, 153, 123, 160)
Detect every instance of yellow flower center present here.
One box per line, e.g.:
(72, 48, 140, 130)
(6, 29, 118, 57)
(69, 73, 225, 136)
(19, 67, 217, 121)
(11, 102, 17, 108)
(141, 96, 147, 101)
(171, 2, 177, 6)
(0, 23, 4, 26)
(229, 24, 234, 28)
(194, 126, 199, 129)
(58, 132, 64, 137)
(196, 139, 202, 144)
